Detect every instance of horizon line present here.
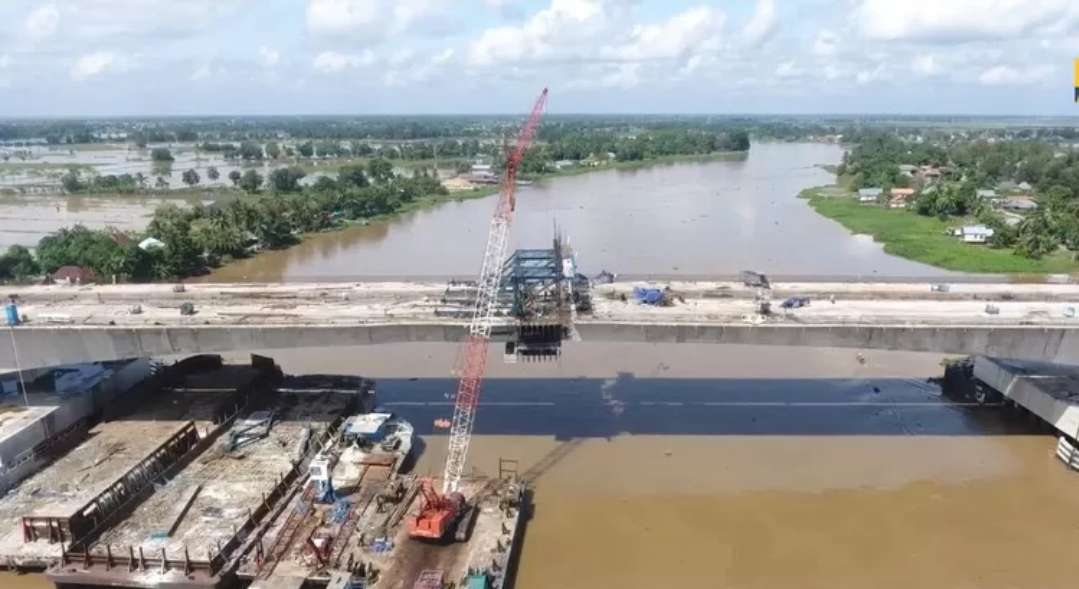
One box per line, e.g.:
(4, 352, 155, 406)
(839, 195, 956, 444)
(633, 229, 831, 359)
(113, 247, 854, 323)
(2, 112, 1079, 122)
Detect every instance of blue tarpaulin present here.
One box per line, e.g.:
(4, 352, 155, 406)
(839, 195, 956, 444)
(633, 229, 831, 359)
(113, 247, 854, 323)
(633, 287, 665, 305)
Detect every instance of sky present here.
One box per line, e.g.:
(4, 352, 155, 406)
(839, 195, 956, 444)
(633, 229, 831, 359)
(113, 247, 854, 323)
(0, 0, 1078, 117)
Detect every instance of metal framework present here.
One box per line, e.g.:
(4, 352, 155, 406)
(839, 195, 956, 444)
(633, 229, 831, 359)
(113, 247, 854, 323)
(442, 88, 548, 494)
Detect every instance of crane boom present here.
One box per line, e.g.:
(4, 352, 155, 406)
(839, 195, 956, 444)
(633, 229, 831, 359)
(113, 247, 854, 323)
(442, 88, 548, 494)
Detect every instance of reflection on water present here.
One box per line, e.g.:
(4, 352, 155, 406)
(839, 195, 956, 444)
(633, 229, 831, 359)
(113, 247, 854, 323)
(207, 143, 949, 281)
(213, 342, 1073, 589)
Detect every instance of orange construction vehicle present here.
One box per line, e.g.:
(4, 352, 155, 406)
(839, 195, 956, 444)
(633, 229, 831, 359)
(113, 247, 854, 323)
(408, 478, 465, 540)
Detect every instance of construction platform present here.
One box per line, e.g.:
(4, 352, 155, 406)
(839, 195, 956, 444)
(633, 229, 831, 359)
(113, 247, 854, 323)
(241, 474, 525, 589)
(0, 356, 276, 571)
(49, 387, 358, 588)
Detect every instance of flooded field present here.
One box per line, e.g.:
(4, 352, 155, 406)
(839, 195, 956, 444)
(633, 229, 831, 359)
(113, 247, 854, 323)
(228, 341, 1074, 589)
(0, 143, 431, 194)
(0, 193, 211, 249)
(207, 142, 948, 281)
(1, 143, 273, 191)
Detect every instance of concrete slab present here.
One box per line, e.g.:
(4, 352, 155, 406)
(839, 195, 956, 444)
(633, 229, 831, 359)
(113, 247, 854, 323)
(0, 420, 191, 566)
(93, 391, 352, 563)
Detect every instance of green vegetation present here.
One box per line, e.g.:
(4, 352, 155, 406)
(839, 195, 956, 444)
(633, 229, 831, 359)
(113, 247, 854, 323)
(151, 147, 174, 162)
(0, 246, 39, 281)
(802, 187, 1079, 274)
(24, 158, 449, 281)
(3, 115, 758, 283)
(60, 169, 149, 194)
(825, 132, 1079, 271)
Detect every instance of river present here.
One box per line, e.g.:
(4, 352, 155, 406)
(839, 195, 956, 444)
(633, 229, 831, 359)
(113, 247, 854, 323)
(17, 142, 1072, 588)
(244, 342, 1074, 589)
(206, 143, 949, 281)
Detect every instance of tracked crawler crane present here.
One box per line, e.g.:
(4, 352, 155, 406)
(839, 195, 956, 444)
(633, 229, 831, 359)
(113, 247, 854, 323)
(408, 88, 548, 540)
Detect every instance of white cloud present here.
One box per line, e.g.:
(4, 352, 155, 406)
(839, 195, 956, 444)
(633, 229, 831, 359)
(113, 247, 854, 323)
(812, 29, 838, 57)
(608, 6, 724, 62)
(856, 64, 885, 85)
(741, 0, 776, 46)
(775, 61, 802, 79)
(25, 4, 60, 39)
(0, 55, 11, 69)
(468, 1, 723, 73)
(312, 50, 375, 73)
(29, 1, 237, 43)
(600, 63, 641, 88)
(431, 48, 454, 66)
(189, 64, 212, 81)
(71, 51, 121, 81)
(259, 46, 281, 68)
(822, 64, 844, 81)
(469, 0, 624, 66)
(306, 0, 449, 40)
(911, 54, 939, 77)
(307, 0, 380, 35)
(978, 64, 1055, 86)
(855, 0, 1077, 41)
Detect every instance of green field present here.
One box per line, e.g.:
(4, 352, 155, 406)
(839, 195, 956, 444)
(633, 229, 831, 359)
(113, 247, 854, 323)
(801, 186, 1079, 274)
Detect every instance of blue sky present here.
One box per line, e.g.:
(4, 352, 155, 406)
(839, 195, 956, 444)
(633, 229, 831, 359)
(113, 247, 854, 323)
(0, 0, 1077, 117)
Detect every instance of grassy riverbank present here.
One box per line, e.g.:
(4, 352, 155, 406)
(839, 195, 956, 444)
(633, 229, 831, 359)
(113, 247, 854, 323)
(801, 186, 1079, 274)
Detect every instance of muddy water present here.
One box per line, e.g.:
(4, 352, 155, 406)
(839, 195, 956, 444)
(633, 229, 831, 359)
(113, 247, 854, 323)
(207, 142, 949, 282)
(0, 194, 212, 249)
(0, 571, 51, 588)
(226, 342, 1072, 589)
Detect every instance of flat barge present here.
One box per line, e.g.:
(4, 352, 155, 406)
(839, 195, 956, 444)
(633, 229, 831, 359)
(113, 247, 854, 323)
(0, 355, 524, 589)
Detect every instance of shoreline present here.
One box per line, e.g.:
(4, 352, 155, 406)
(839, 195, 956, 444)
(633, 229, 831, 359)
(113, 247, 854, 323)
(799, 185, 1079, 275)
(206, 150, 749, 279)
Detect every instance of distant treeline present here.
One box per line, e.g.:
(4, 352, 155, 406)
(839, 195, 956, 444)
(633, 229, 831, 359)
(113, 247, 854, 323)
(18, 159, 446, 282)
(4, 115, 1079, 146)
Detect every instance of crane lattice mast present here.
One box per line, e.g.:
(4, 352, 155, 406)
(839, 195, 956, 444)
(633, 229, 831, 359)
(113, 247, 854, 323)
(442, 88, 548, 493)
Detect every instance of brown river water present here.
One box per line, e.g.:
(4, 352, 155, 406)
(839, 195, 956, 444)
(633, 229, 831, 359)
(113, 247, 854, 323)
(9, 144, 1071, 588)
(215, 342, 1072, 589)
(205, 142, 950, 281)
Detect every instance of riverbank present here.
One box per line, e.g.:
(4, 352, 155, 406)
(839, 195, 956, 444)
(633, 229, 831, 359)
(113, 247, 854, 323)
(801, 186, 1079, 274)
(207, 150, 750, 280)
(529, 150, 748, 181)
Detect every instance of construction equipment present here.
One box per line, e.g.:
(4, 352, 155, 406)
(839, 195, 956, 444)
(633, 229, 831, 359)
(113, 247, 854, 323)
(781, 296, 811, 309)
(228, 410, 275, 451)
(413, 569, 445, 589)
(409, 478, 465, 540)
(740, 270, 770, 288)
(407, 87, 548, 540)
(633, 286, 668, 306)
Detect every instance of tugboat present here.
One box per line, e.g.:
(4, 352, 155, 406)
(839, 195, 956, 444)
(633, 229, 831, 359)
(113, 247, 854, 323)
(330, 412, 414, 494)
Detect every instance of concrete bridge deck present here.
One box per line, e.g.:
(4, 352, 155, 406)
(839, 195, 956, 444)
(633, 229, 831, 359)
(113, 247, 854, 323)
(1, 280, 1078, 368)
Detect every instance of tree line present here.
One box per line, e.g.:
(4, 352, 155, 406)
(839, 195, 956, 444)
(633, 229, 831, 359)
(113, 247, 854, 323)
(20, 158, 446, 282)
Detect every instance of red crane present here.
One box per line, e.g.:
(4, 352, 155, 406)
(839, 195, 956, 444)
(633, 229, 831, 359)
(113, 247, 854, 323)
(408, 87, 548, 540)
